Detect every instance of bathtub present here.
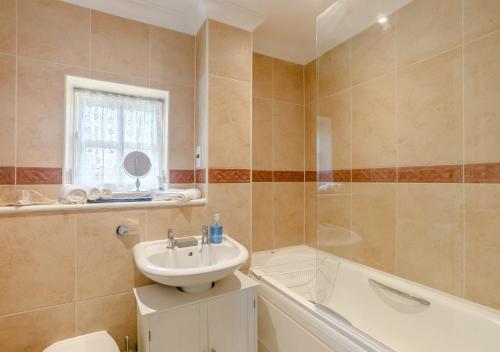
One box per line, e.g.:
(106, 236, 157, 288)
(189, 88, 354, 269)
(250, 245, 500, 352)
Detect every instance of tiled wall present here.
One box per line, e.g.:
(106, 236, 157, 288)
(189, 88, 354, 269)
(314, 0, 500, 309)
(0, 1, 253, 351)
(252, 53, 308, 251)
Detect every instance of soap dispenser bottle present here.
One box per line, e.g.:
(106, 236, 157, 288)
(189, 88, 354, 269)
(210, 213, 223, 244)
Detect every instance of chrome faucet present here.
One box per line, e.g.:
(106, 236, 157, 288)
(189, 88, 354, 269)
(166, 228, 175, 249)
(201, 225, 210, 245)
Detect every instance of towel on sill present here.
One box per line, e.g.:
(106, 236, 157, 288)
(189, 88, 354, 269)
(0, 189, 55, 206)
(84, 187, 102, 201)
(153, 188, 202, 202)
(100, 188, 113, 199)
(59, 185, 87, 204)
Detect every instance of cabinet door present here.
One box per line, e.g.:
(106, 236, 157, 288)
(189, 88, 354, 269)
(150, 303, 207, 352)
(207, 291, 255, 352)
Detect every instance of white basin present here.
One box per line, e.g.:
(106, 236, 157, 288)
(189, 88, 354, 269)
(133, 235, 248, 292)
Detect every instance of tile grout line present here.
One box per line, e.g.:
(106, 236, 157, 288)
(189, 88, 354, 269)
(394, 12, 400, 275)
(461, 0, 467, 299)
(14, 0, 18, 187)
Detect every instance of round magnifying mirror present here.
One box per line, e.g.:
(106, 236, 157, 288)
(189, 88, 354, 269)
(123, 151, 152, 191)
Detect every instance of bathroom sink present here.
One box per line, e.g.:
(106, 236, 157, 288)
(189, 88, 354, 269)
(133, 235, 248, 293)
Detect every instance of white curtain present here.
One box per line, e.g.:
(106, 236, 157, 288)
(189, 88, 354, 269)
(74, 89, 164, 191)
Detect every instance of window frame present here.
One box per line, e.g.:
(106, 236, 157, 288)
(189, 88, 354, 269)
(64, 76, 170, 188)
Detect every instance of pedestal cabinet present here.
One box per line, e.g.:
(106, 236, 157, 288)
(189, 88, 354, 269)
(134, 271, 258, 352)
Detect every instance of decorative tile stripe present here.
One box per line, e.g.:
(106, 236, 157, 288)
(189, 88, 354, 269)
(16, 167, 62, 185)
(305, 171, 318, 182)
(208, 168, 250, 183)
(333, 170, 352, 182)
(273, 171, 304, 182)
(169, 169, 195, 183)
(195, 169, 206, 183)
(352, 168, 397, 182)
(464, 163, 500, 183)
(398, 165, 462, 183)
(252, 170, 273, 182)
(316, 170, 333, 182)
(0, 167, 15, 185)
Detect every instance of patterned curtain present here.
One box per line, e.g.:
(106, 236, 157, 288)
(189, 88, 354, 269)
(74, 89, 164, 191)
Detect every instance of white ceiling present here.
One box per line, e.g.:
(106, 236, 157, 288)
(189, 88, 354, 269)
(63, 0, 336, 64)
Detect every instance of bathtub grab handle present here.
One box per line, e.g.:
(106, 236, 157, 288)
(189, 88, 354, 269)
(310, 301, 353, 326)
(369, 279, 431, 306)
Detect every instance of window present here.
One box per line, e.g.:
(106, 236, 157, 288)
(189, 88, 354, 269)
(65, 77, 169, 191)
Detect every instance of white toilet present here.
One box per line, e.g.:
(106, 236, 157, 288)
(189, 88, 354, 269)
(43, 331, 120, 352)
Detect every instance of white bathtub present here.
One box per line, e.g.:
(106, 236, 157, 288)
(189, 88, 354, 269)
(250, 245, 500, 352)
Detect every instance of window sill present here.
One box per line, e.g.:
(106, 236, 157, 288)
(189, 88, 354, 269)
(0, 198, 207, 215)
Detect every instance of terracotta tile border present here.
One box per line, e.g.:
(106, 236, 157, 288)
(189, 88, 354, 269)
(398, 165, 463, 183)
(195, 169, 206, 184)
(169, 169, 195, 183)
(352, 168, 397, 182)
(333, 170, 352, 182)
(464, 163, 500, 183)
(208, 168, 250, 183)
(273, 171, 304, 182)
(252, 170, 273, 182)
(0, 167, 15, 185)
(16, 167, 62, 185)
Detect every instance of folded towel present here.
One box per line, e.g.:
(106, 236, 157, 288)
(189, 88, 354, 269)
(100, 188, 113, 199)
(84, 187, 102, 201)
(153, 188, 201, 202)
(60, 185, 87, 204)
(0, 190, 55, 206)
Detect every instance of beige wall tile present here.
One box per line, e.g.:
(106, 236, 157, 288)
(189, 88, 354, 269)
(317, 183, 352, 256)
(351, 183, 396, 273)
(207, 183, 251, 253)
(196, 21, 207, 83)
(17, 58, 88, 167)
(252, 182, 274, 251)
(150, 81, 195, 170)
(91, 11, 149, 79)
(91, 70, 149, 87)
(318, 90, 351, 170)
(0, 303, 76, 352)
(77, 292, 136, 351)
(464, 184, 500, 309)
(464, 0, 500, 42)
(305, 102, 317, 171)
(0, 214, 75, 315)
(398, 48, 462, 166)
(253, 53, 273, 99)
(0, 0, 16, 54)
(76, 210, 148, 300)
(272, 101, 304, 171)
(464, 31, 500, 163)
(352, 73, 397, 169)
(318, 42, 350, 97)
(351, 21, 395, 85)
(397, 183, 464, 295)
(0, 54, 15, 165)
(252, 97, 273, 170)
(396, 0, 461, 66)
(273, 58, 304, 105)
(274, 182, 304, 248)
(208, 76, 251, 168)
(18, 0, 90, 67)
(304, 60, 316, 104)
(15, 184, 61, 200)
(150, 26, 195, 86)
(208, 20, 251, 82)
(147, 206, 207, 241)
(305, 182, 317, 248)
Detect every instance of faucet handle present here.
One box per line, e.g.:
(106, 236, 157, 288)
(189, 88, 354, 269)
(167, 228, 174, 239)
(201, 225, 209, 245)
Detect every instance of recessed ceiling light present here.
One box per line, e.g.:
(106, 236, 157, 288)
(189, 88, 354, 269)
(377, 16, 388, 24)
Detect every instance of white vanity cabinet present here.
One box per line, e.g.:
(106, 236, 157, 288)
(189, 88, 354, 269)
(134, 271, 258, 352)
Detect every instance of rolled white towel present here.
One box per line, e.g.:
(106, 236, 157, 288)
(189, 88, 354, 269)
(153, 188, 201, 202)
(84, 187, 102, 201)
(60, 185, 87, 204)
(100, 188, 113, 199)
